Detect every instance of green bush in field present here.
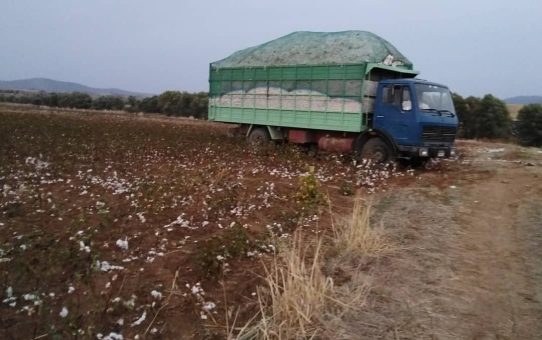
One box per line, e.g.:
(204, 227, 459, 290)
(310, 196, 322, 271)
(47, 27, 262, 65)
(516, 104, 542, 147)
(195, 223, 250, 278)
(296, 166, 324, 209)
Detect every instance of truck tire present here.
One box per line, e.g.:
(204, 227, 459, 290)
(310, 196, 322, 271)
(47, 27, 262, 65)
(409, 157, 427, 168)
(247, 127, 271, 145)
(360, 137, 394, 163)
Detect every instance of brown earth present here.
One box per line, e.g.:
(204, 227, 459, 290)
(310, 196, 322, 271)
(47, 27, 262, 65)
(1, 104, 541, 339)
(0, 105, 408, 339)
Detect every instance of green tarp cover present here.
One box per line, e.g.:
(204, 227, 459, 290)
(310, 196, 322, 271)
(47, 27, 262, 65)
(211, 31, 412, 69)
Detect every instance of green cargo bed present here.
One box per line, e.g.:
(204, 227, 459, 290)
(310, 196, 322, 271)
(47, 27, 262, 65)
(208, 31, 417, 133)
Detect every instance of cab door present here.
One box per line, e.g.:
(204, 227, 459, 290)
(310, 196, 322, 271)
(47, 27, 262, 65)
(374, 84, 416, 145)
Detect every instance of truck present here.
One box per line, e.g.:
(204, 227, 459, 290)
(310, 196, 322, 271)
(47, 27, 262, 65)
(208, 31, 458, 163)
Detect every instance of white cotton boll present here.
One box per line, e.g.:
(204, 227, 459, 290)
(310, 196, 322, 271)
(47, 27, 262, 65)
(202, 302, 216, 311)
(136, 212, 146, 223)
(59, 307, 69, 318)
(131, 311, 146, 327)
(98, 261, 124, 272)
(116, 238, 128, 250)
(102, 332, 123, 340)
(79, 241, 91, 253)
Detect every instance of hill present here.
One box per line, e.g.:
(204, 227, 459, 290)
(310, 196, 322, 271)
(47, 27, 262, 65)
(0, 78, 151, 97)
(504, 95, 542, 105)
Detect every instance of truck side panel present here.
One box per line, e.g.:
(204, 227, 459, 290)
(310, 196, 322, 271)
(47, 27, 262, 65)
(209, 64, 370, 133)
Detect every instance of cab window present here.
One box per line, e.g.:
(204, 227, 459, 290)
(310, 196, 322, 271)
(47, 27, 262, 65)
(383, 85, 411, 111)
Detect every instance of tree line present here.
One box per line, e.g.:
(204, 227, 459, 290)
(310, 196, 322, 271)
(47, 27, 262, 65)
(452, 93, 542, 147)
(0, 90, 208, 119)
(0, 90, 540, 147)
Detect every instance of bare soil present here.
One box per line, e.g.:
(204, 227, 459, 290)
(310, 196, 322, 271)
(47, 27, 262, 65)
(349, 140, 542, 339)
(1, 104, 541, 339)
(0, 105, 408, 339)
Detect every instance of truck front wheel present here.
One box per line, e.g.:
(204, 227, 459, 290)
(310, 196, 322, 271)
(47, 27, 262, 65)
(360, 137, 394, 163)
(247, 127, 271, 145)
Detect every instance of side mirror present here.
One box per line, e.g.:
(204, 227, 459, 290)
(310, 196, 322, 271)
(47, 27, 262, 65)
(402, 100, 412, 111)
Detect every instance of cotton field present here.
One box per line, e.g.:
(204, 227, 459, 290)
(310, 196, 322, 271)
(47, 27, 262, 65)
(0, 107, 418, 338)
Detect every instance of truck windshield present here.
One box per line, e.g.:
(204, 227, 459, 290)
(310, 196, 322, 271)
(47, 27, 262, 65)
(415, 84, 456, 116)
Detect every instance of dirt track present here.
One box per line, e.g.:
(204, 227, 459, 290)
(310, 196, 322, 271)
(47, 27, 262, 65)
(354, 141, 542, 339)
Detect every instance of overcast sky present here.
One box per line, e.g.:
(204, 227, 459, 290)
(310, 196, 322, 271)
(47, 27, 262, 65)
(1, 0, 541, 98)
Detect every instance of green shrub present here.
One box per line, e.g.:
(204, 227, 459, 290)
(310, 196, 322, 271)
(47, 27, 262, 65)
(296, 166, 324, 209)
(453, 93, 511, 139)
(516, 104, 542, 146)
(194, 223, 250, 278)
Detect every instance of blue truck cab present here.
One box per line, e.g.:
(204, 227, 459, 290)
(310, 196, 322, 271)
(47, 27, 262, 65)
(371, 78, 458, 160)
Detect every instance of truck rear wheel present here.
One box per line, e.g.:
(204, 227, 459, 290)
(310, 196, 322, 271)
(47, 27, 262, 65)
(360, 137, 394, 163)
(247, 127, 271, 145)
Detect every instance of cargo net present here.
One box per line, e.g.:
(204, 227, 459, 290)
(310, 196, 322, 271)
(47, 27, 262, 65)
(211, 31, 412, 68)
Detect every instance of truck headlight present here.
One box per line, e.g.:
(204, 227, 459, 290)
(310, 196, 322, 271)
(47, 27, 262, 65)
(419, 148, 429, 157)
(450, 148, 456, 157)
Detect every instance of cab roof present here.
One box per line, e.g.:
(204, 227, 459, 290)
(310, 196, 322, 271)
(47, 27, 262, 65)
(379, 78, 449, 89)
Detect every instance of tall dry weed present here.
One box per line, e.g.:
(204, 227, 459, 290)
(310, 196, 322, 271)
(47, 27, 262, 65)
(332, 196, 394, 257)
(236, 196, 388, 339)
(252, 234, 332, 339)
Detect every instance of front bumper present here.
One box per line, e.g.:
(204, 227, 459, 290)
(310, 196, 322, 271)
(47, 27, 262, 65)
(397, 144, 456, 158)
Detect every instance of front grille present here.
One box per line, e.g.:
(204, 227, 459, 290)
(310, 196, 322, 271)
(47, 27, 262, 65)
(422, 125, 457, 143)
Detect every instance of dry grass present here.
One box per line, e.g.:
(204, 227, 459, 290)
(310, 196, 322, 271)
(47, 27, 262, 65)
(331, 196, 394, 257)
(238, 197, 389, 339)
(245, 234, 334, 339)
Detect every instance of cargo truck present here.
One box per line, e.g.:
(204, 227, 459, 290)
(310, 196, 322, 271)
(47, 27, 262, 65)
(208, 31, 458, 162)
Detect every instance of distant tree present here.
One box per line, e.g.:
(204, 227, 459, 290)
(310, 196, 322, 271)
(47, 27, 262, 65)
(516, 104, 542, 146)
(58, 92, 92, 109)
(475, 94, 511, 139)
(92, 95, 125, 110)
(139, 96, 160, 113)
(30, 91, 45, 106)
(459, 96, 480, 138)
(124, 96, 139, 112)
(0, 88, 209, 118)
(457, 94, 510, 139)
(452, 93, 466, 121)
(453, 94, 481, 138)
(49, 92, 60, 107)
(190, 92, 209, 119)
(452, 93, 467, 136)
(158, 91, 184, 116)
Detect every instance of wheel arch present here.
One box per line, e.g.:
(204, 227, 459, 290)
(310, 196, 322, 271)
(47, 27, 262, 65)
(354, 129, 398, 155)
(246, 125, 284, 141)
